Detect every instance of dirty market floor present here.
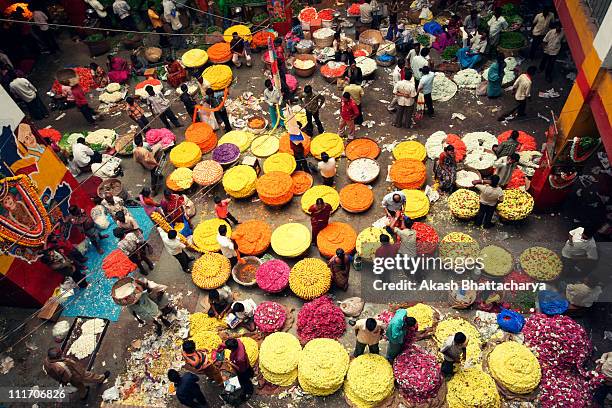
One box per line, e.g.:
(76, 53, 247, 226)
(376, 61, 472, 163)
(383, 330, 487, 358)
(1, 22, 611, 408)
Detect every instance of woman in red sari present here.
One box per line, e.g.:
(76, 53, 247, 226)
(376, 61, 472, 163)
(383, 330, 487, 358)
(160, 190, 185, 224)
(308, 198, 332, 242)
(107, 55, 130, 83)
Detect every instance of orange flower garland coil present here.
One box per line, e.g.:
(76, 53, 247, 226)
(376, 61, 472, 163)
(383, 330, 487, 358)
(208, 42, 232, 63)
(339, 183, 374, 213)
(169, 141, 203, 168)
(446, 134, 467, 162)
(279, 133, 311, 156)
(345, 138, 380, 160)
(256, 171, 295, 206)
(232, 220, 272, 256)
(291, 171, 314, 195)
(185, 122, 217, 153)
(389, 159, 427, 189)
(316, 222, 357, 257)
(252, 31, 277, 48)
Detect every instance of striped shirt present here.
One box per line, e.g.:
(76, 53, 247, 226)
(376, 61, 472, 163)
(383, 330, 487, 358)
(127, 103, 145, 120)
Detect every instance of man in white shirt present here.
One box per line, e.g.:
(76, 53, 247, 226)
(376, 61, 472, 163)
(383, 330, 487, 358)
(417, 66, 435, 117)
(530, 6, 553, 58)
(217, 224, 238, 267)
(318, 152, 337, 186)
(540, 23, 564, 82)
(9, 75, 49, 120)
(112, 0, 136, 30)
(359, 0, 373, 26)
(230, 299, 256, 330)
(72, 137, 95, 169)
(381, 190, 406, 217)
(487, 7, 508, 50)
(388, 59, 408, 112)
(159, 228, 193, 272)
(393, 72, 417, 128)
(498, 66, 536, 121)
(411, 48, 430, 85)
(562, 226, 598, 261)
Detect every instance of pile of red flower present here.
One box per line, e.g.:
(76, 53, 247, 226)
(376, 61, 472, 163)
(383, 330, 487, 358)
(393, 344, 443, 403)
(523, 313, 603, 407)
(51, 67, 96, 94)
(412, 222, 438, 255)
(446, 133, 467, 162)
(256, 259, 290, 293)
(254, 301, 287, 333)
(297, 296, 346, 343)
(38, 128, 62, 143)
(497, 130, 537, 152)
(506, 168, 526, 189)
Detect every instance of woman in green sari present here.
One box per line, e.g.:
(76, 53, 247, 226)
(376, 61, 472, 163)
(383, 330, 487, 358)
(487, 54, 506, 98)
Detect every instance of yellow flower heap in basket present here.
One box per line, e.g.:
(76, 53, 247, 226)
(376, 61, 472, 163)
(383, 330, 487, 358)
(271, 223, 311, 257)
(298, 338, 349, 396)
(166, 167, 193, 191)
(402, 189, 430, 218)
(223, 24, 252, 42)
(256, 171, 294, 206)
(191, 330, 223, 351)
(488, 341, 541, 395)
(311, 132, 345, 159)
(218, 130, 254, 152)
(251, 135, 280, 157)
(344, 354, 394, 408)
(480, 245, 513, 276)
(202, 65, 233, 90)
(434, 317, 482, 364)
(222, 165, 257, 198)
(496, 189, 534, 221)
(356, 227, 393, 260)
(239, 337, 259, 367)
(263, 152, 297, 174)
(519, 246, 562, 281)
(193, 219, 232, 252)
(447, 368, 501, 408)
(259, 332, 302, 386)
(289, 258, 332, 299)
(301, 185, 340, 213)
(439, 232, 480, 265)
(448, 189, 480, 219)
(181, 48, 209, 68)
(393, 140, 426, 161)
(406, 303, 436, 329)
(191, 253, 231, 289)
(189, 312, 227, 334)
(170, 141, 202, 168)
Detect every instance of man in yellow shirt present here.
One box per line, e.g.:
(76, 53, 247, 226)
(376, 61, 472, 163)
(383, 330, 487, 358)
(343, 79, 365, 125)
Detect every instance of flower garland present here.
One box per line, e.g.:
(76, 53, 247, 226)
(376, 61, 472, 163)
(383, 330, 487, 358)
(181, 49, 209, 68)
(193, 219, 232, 252)
(297, 296, 346, 343)
(448, 189, 480, 219)
(316, 222, 357, 257)
(488, 341, 541, 394)
(192, 160, 223, 186)
(191, 253, 231, 289)
(212, 143, 240, 165)
(166, 168, 194, 191)
(223, 24, 252, 42)
(480, 245, 513, 276)
(406, 303, 436, 329)
(412, 222, 439, 255)
(263, 152, 297, 174)
(389, 158, 426, 189)
(456, 170, 481, 189)
(254, 301, 287, 333)
(339, 183, 374, 213)
(356, 227, 393, 260)
(310, 132, 345, 159)
(347, 158, 380, 184)
(232, 220, 271, 255)
(250, 135, 280, 157)
(218, 130, 254, 152)
(519, 246, 563, 281)
(497, 130, 537, 152)
(548, 172, 578, 189)
(170, 142, 202, 168)
(393, 344, 442, 402)
(291, 171, 313, 195)
(345, 138, 381, 160)
(570, 136, 601, 162)
(289, 258, 332, 299)
(344, 354, 394, 408)
(185, 122, 217, 154)
(207, 42, 232, 63)
(496, 189, 534, 221)
(259, 332, 302, 386)
(432, 72, 458, 102)
(434, 318, 482, 364)
(189, 313, 227, 335)
(506, 168, 526, 189)
(426, 131, 466, 161)
(271, 223, 311, 257)
(301, 185, 340, 213)
(299, 338, 350, 396)
(102, 249, 137, 278)
(446, 368, 501, 408)
(222, 165, 257, 198)
(191, 330, 223, 351)
(402, 189, 430, 218)
(256, 171, 294, 206)
(392, 140, 426, 161)
(453, 68, 482, 89)
(256, 259, 290, 293)
(85, 128, 116, 150)
(146, 128, 176, 149)
(202, 65, 233, 90)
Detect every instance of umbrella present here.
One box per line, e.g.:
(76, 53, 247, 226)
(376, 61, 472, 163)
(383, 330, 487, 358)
(102, 249, 137, 278)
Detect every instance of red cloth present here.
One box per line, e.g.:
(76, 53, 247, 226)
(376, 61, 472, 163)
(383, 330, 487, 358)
(341, 99, 359, 120)
(161, 194, 185, 223)
(275, 45, 286, 65)
(215, 199, 230, 218)
(71, 84, 88, 107)
(195, 0, 208, 11)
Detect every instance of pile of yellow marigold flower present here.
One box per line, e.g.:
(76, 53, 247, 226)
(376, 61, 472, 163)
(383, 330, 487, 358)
(170, 141, 202, 168)
(270, 223, 311, 257)
(434, 318, 482, 364)
(259, 332, 302, 386)
(301, 185, 340, 213)
(344, 354, 394, 408)
(222, 165, 257, 198)
(239, 337, 259, 367)
(406, 303, 436, 329)
(298, 338, 349, 396)
(488, 341, 541, 394)
(447, 368, 501, 408)
(191, 253, 231, 289)
(289, 258, 331, 299)
(356, 227, 393, 260)
(193, 219, 232, 252)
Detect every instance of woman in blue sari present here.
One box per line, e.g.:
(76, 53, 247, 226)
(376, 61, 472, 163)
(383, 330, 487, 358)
(457, 29, 488, 69)
(487, 54, 506, 98)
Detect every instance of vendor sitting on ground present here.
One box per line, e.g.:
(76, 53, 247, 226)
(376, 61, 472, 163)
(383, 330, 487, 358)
(561, 225, 599, 275)
(207, 285, 233, 317)
(457, 28, 488, 69)
(230, 32, 252, 68)
(565, 275, 602, 311)
(230, 299, 256, 331)
(440, 331, 468, 378)
(181, 339, 224, 384)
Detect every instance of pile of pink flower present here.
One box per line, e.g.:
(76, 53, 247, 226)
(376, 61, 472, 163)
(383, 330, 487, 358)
(297, 296, 346, 343)
(393, 344, 443, 403)
(146, 128, 176, 149)
(524, 313, 602, 407)
(256, 259, 290, 293)
(254, 301, 287, 333)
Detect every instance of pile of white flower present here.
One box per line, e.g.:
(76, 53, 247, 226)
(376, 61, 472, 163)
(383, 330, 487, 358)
(356, 56, 377, 76)
(518, 150, 542, 176)
(68, 333, 97, 359)
(453, 68, 482, 89)
(464, 147, 496, 170)
(99, 91, 123, 104)
(456, 170, 481, 188)
(432, 72, 458, 102)
(85, 128, 117, 148)
(425, 130, 448, 160)
(176, 83, 198, 95)
(313, 27, 335, 39)
(106, 83, 121, 93)
(462, 132, 498, 151)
